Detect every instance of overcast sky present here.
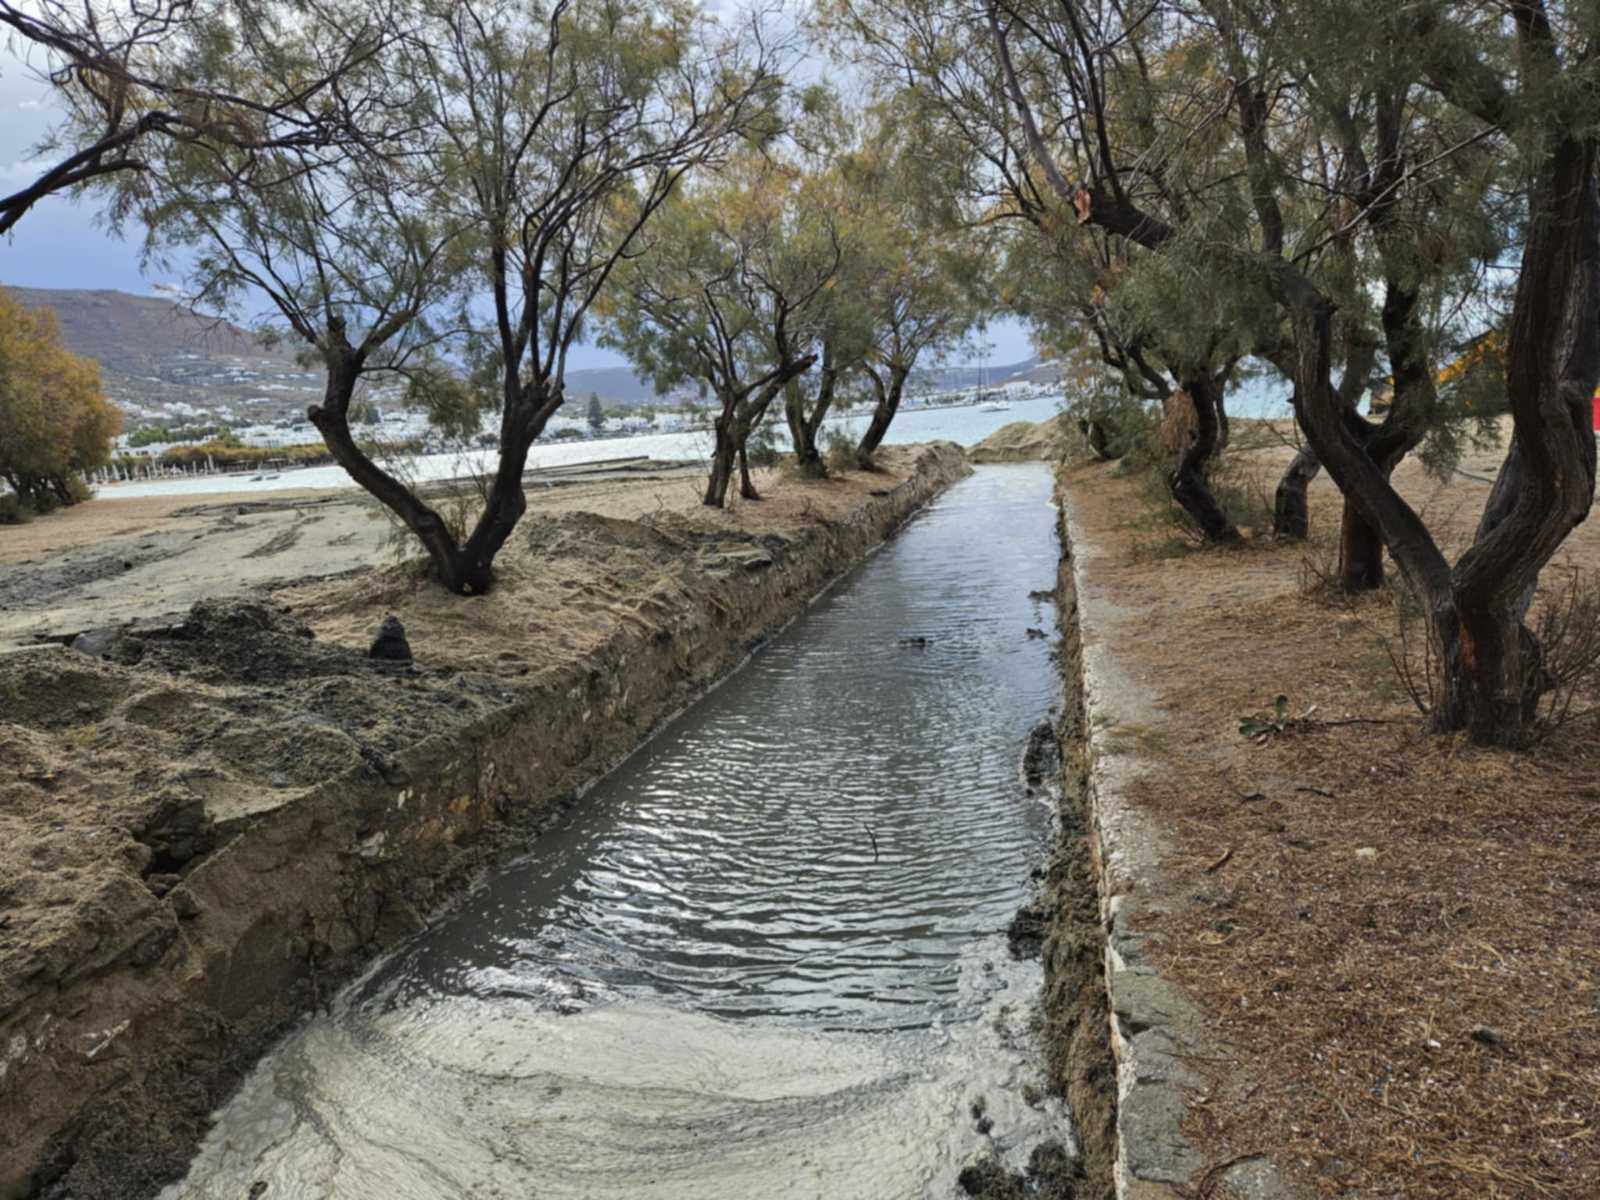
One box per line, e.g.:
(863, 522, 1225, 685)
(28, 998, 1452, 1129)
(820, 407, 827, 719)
(0, 47, 1037, 370)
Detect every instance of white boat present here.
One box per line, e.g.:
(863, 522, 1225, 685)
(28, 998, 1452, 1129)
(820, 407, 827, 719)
(979, 400, 1011, 413)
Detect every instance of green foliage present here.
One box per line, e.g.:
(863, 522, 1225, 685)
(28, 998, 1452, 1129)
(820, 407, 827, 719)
(1239, 695, 1292, 741)
(0, 287, 121, 509)
(0, 492, 32, 524)
(823, 427, 855, 474)
(745, 422, 782, 468)
(403, 366, 486, 444)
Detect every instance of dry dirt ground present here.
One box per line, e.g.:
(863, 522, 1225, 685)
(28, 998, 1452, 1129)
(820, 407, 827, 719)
(1059, 422, 1600, 1199)
(0, 460, 715, 649)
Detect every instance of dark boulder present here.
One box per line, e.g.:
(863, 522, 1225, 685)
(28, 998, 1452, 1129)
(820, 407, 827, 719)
(368, 614, 412, 663)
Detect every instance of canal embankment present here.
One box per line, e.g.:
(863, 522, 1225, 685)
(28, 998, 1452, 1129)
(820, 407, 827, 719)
(1043, 426, 1600, 1199)
(0, 444, 967, 1199)
(159, 460, 1075, 1200)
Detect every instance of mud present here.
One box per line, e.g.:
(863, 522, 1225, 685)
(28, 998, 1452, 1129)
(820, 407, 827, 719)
(0, 444, 969, 1199)
(1032, 469, 1119, 1200)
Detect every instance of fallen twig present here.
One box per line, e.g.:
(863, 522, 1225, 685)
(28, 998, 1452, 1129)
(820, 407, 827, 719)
(858, 821, 879, 862)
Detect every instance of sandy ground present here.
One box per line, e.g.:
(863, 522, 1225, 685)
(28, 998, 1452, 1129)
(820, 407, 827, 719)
(0, 461, 713, 650)
(1045, 419, 1600, 1199)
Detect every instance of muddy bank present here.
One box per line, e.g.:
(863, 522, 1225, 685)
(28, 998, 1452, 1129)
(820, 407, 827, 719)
(0, 444, 968, 1199)
(1017, 472, 1120, 1200)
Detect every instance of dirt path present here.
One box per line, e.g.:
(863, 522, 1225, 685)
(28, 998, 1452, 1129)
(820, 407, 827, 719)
(1049, 427, 1600, 1199)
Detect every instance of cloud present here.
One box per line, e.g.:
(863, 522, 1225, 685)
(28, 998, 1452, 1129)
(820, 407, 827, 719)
(0, 157, 48, 183)
(17, 98, 47, 111)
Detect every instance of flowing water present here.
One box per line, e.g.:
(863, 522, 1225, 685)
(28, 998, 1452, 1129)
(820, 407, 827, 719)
(163, 464, 1069, 1199)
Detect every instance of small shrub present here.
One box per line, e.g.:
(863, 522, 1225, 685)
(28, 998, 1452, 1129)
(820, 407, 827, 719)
(1129, 448, 1273, 548)
(28, 489, 63, 516)
(1532, 566, 1600, 732)
(745, 423, 781, 469)
(1375, 565, 1600, 735)
(0, 492, 32, 524)
(823, 428, 854, 475)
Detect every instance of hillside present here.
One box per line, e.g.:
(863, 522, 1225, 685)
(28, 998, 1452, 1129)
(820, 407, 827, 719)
(4, 285, 1054, 427)
(4, 286, 322, 428)
(913, 355, 1059, 393)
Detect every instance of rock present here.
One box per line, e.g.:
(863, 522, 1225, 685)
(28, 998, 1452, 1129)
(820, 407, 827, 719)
(170, 887, 201, 920)
(1354, 846, 1378, 861)
(1024, 626, 1048, 639)
(898, 635, 930, 647)
(1022, 720, 1059, 788)
(1469, 1025, 1506, 1047)
(368, 614, 412, 663)
(70, 628, 145, 666)
(956, 1147, 1016, 1198)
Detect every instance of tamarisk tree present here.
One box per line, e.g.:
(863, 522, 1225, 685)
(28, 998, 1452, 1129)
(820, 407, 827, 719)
(830, 0, 1248, 541)
(1264, 0, 1600, 744)
(118, 0, 782, 593)
(600, 155, 834, 506)
(843, 106, 991, 469)
(0, 287, 120, 511)
(0, 0, 391, 237)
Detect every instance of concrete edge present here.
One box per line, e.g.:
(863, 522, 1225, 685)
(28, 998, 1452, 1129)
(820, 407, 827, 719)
(1057, 471, 1305, 1200)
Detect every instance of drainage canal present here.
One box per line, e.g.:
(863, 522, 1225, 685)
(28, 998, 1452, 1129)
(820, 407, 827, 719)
(164, 463, 1068, 1199)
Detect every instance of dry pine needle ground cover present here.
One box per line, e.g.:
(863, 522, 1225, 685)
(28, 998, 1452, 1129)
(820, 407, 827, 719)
(1064, 439, 1600, 1199)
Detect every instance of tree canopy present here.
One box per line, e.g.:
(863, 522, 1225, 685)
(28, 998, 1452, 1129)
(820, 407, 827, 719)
(0, 288, 121, 515)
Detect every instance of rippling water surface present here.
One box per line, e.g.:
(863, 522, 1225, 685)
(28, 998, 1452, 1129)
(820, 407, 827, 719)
(166, 465, 1068, 1200)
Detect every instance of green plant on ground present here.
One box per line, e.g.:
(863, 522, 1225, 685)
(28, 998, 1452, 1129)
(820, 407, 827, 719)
(1238, 694, 1292, 741)
(823, 427, 854, 475)
(746, 422, 782, 469)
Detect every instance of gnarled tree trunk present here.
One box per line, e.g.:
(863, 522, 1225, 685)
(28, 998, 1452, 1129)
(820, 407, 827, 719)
(1273, 443, 1319, 539)
(1080, 417, 1121, 462)
(856, 363, 908, 469)
(785, 343, 838, 478)
(308, 343, 477, 592)
(1169, 373, 1240, 543)
(704, 404, 740, 508)
(309, 331, 563, 595)
(703, 355, 816, 510)
(737, 441, 759, 500)
(1276, 155, 1600, 746)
